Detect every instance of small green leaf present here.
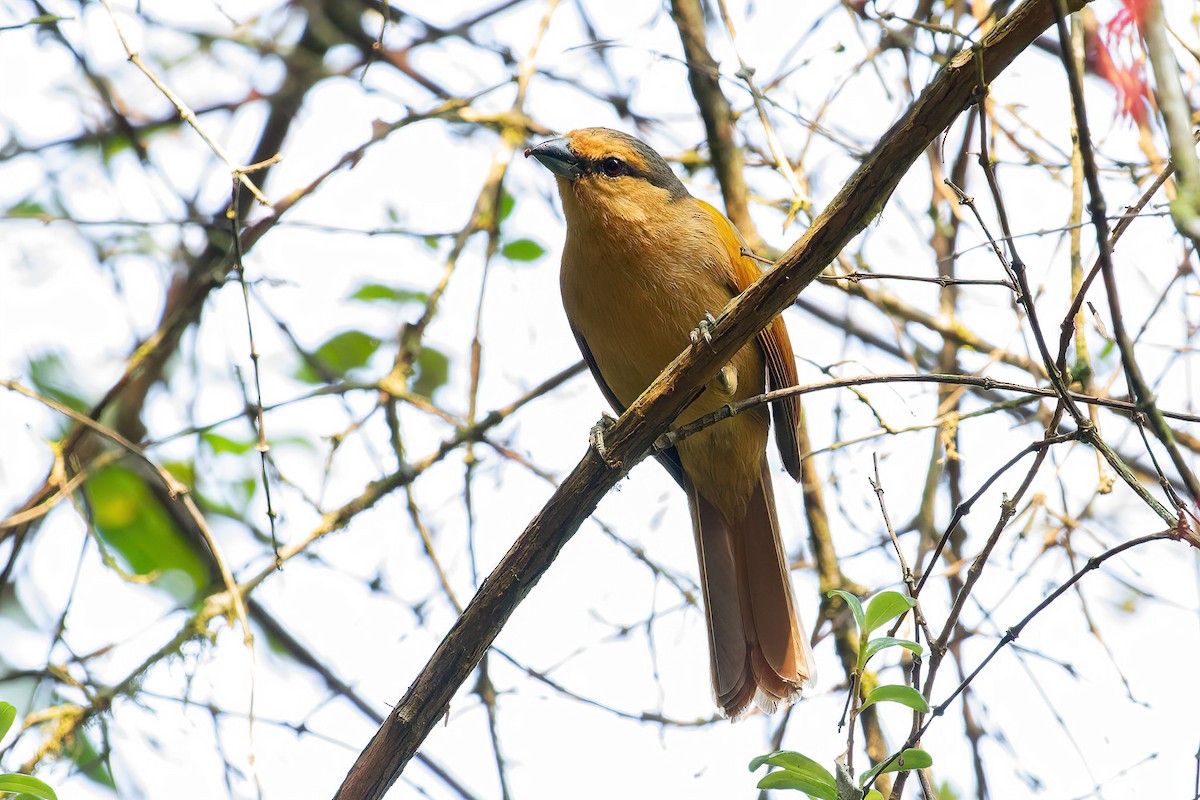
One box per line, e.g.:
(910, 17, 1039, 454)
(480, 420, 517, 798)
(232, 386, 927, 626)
(749, 750, 834, 778)
(0, 702, 15, 739)
(5, 198, 49, 218)
(295, 330, 381, 383)
(865, 791, 884, 800)
(348, 284, 428, 305)
(163, 460, 195, 486)
(100, 134, 133, 162)
(0, 774, 57, 800)
(412, 347, 449, 399)
(498, 190, 515, 222)
(860, 749, 933, 786)
(202, 432, 256, 455)
(27, 352, 90, 415)
(935, 780, 961, 800)
(756, 770, 836, 798)
(859, 684, 930, 713)
(863, 591, 915, 635)
(861, 636, 924, 665)
(501, 238, 546, 262)
(828, 589, 865, 635)
(65, 729, 115, 789)
(749, 751, 835, 799)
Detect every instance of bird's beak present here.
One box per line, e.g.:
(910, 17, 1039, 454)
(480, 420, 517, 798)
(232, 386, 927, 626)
(524, 137, 583, 180)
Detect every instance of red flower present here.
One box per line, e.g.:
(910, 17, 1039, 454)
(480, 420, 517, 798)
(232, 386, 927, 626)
(1092, 0, 1153, 124)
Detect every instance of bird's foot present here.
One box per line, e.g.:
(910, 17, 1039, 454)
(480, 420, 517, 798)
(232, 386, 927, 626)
(716, 363, 738, 396)
(590, 413, 622, 469)
(689, 312, 719, 348)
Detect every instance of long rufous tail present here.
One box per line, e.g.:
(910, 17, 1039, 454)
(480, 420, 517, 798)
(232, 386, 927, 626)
(689, 457, 815, 718)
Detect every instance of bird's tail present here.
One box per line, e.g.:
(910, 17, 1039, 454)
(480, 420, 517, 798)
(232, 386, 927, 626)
(689, 457, 815, 718)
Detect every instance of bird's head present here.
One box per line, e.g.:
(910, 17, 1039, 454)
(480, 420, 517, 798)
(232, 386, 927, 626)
(525, 128, 689, 230)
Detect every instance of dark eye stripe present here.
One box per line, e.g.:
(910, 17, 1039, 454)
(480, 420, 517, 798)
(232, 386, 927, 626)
(570, 128, 689, 198)
(585, 154, 686, 199)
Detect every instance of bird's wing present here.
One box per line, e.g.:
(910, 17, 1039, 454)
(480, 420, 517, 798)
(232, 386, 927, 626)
(569, 321, 687, 488)
(697, 200, 802, 481)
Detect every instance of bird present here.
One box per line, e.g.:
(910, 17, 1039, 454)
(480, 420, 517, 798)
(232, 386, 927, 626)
(526, 127, 815, 718)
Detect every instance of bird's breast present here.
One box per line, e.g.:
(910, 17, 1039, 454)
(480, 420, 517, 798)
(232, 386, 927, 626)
(560, 222, 731, 408)
(558, 207, 770, 520)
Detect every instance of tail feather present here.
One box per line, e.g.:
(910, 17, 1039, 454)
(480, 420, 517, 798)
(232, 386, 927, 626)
(689, 457, 815, 718)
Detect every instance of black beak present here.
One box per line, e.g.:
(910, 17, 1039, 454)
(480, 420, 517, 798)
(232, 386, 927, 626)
(525, 137, 584, 180)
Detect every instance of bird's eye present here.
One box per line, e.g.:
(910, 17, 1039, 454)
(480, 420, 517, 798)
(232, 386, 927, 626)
(600, 157, 625, 177)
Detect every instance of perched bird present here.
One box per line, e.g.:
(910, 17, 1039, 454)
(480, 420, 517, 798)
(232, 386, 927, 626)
(526, 127, 814, 717)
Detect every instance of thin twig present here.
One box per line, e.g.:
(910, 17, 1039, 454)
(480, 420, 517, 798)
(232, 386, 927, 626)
(98, 0, 273, 207)
(1051, 0, 1200, 506)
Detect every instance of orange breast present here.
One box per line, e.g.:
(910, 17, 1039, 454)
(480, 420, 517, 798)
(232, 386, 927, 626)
(559, 195, 769, 521)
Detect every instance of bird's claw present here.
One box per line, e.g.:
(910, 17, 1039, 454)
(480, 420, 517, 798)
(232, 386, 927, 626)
(590, 413, 622, 469)
(689, 312, 719, 348)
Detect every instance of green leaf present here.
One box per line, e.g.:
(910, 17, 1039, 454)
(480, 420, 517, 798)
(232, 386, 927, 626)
(865, 791, 884, 800)
(100, 133, 133, 163)
(315, 330, 380, 373)
(860, 749, 933, 786)
(295, 330, 381, 383)
(863, 591, 915, 635)
(0, 702, 15, 739)
(412, 347, 449, 399)
(501, 238, 546, 262)
(5, 198, 49, 218)
(498, 190, 515, 222)
(0, 774, 57, 800)
(202, 432, 256, 456)
(861, 636, 924, 665)
(85, 465, 212, 597)
(348, 284, 428, 305)
(859, 684, 930, 713)
(756, 770, 836, 798)
(65, 729, 115, 789)
(749, 750, 834, 777)
(827, 589, 865, 635)
(163, 460, 195, 486)
(27, 352, 90, 415)
(749, 751, 835, 799)
(935, 780, 960, 800)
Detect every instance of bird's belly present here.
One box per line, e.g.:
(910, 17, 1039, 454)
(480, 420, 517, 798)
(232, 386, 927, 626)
(561, 251, 768, 520)
(562, 255, 719, 405)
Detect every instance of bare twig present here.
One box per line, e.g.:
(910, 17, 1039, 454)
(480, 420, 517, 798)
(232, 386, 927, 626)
(98, 0, 273, 207)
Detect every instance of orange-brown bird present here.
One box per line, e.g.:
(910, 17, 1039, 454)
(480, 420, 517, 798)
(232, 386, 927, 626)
(527, 127, 814, 717)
